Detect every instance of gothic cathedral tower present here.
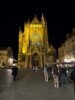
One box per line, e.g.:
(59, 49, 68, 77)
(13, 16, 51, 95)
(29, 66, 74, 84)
(18, 14, 54, 68)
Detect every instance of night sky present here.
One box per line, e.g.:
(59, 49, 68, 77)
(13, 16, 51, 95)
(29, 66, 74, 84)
(0, 0, 75, 59)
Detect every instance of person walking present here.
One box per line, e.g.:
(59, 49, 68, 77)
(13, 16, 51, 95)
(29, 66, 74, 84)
(70, 67, 75, 93)
(60, 67, 67, 86)
(44, 64, 48, 82)
(12, 64, 18, 81)
(52, 64, 59, 88)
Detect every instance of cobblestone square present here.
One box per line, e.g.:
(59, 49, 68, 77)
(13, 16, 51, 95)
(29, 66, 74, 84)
(0, 68, 75, 100)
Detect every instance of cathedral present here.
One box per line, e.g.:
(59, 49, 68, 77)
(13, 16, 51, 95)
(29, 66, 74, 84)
(18, 14, 56, 68)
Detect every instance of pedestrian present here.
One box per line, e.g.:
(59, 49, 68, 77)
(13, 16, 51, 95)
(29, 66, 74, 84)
(52, 64, 59, 88)
(44, 64, 48, 82)
(12, 64, 18, 81)
(35, 66, 38, 72)
(32, 66, 36, 72)
(70, 67, 75, 93)
(60, 67, 67, 86)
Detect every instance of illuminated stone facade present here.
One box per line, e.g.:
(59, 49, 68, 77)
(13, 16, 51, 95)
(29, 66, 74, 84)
(18, 14, 56, 68)
(0, 47, 13, 67)
(58, 27, 75, 63)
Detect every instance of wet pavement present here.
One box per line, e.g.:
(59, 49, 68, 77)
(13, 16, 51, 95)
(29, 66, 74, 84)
(0, 68, 75, 100)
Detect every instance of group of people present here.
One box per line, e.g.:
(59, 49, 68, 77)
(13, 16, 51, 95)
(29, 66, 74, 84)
(11, 63, 75, 93)
(43, 64, 75, 93)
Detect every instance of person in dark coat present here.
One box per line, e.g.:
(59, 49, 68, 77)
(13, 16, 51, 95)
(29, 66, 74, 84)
(12, 64, 18, 81)
(70, 67, 75, 93)
(60, 67, 67, 86)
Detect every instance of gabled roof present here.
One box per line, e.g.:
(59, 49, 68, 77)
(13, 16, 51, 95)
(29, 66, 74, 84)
(31, 14, 40, 24)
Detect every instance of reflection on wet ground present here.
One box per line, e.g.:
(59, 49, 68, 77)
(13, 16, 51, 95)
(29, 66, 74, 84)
(0, 68, 75, 100)
(0, 69, 13, 93)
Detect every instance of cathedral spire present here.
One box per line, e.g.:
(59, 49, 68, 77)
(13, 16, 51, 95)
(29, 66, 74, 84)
(41, 13, 44, 19)
(19, 26, 21, 32)
(32, 14, 39, 23)
(41, 13, 45, 24)
(34, 14, 37, 18)
(19, 26, 23, 33)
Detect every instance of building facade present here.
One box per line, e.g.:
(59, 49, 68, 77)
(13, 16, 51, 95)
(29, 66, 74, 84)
(18, 14, 56, 68)
(0, 47, 13, 67)
(58, 27, 75, 64)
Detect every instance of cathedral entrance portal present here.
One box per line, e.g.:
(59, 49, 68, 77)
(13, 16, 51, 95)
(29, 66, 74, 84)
(31, 53, 40, 67)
